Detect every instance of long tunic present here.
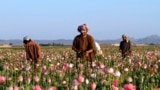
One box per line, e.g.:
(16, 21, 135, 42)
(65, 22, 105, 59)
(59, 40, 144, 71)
(24, 41, 42, 63)
(119, 40, 131, 58)
(72, 34, 96, 61)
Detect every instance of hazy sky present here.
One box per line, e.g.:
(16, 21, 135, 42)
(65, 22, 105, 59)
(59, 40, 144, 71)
(0, 0, 160, 40)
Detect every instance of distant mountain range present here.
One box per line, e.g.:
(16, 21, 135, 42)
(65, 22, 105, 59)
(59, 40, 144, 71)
(1, 35, 160, 45)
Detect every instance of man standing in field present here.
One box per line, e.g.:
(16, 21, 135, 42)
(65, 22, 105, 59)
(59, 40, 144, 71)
(72, 24, 97, 62)
(23, 36, 42, 72)
(119, 34, 132, 59)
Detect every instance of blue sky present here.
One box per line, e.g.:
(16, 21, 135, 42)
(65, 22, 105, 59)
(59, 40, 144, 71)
(0, 0, 160, 40)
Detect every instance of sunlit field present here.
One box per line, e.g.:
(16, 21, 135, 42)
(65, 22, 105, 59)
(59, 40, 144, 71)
(0, 44, 160, 90)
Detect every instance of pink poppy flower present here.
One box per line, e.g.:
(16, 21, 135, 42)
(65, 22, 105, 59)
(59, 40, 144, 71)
(89, 82, 96, 90)
(72, 79, 79, 86)
(34, 76, 40, 82)
(18, 75, 23, 82)
(77, 74, 85, 83)
(78, 63, 84, 69)
(6, 86, 19, 90)
(47, 86, 56, 90)
(91, 61, 96, 67)
(33, 85, 42, 90)
(127, 77, 133, 83)
(62, 63, 69, 71)
(107, 67, 114, 74)
(112, 85, 119, 90)
(0, 75, 6, 83)
(112, 80, 118, 86)
(13, 85, 19, 90)
(99, 62, 105, 69)
(6, 87, 13, 90)
(156, 88, 160, 90)
(114, 70, 121, 77)
(49, 64, 57, 71)
(123, 83, 136, 90)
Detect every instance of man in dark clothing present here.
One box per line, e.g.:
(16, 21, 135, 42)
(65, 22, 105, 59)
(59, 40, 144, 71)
(72, 24, 97, 62)
(119, 34, 131, 59)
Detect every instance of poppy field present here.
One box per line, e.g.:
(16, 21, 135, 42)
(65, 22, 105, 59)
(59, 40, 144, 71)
(0, 45, 160, 90)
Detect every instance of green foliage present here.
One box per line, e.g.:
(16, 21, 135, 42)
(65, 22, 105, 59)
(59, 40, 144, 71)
(0, 44, 160, 89)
